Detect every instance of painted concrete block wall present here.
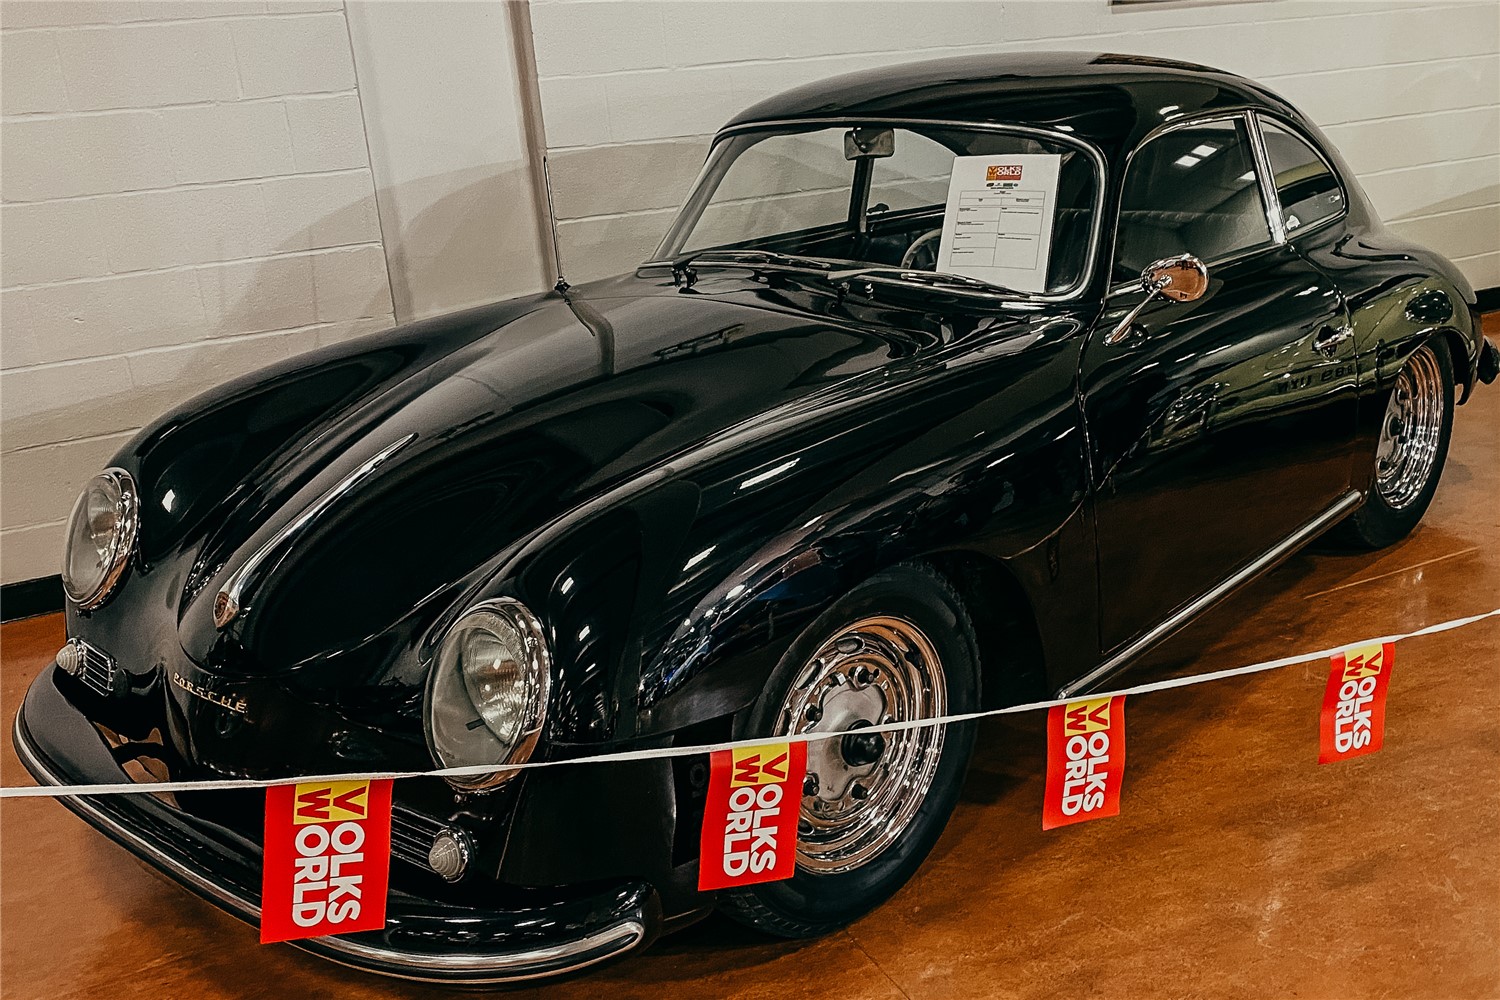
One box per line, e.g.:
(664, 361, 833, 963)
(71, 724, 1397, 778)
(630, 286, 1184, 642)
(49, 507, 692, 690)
(0, 0, 550, 587)
(531, 0, 1500, 289)
(344, 0, 550, 320)
(0, 0, 396, 585)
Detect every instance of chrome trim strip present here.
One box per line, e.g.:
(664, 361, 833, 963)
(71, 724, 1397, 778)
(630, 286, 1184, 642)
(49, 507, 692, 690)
(11, 712, 645, 984)
(1244, 110, 1287, 245)
(1249, 111, 1350, 245)
(1059, 490, 1363, 698)
(648, 116, 1109, 304)
(216, 432, 417, 628)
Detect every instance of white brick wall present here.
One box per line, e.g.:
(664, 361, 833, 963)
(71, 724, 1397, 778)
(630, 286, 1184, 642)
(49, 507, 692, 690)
(1, 0, 395, 584)
(530, 0, 1500, 287)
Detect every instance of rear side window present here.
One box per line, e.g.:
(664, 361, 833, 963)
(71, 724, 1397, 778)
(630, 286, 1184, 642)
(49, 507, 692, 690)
(1115, 117, 1273, 281)
(1259, 119, 1344, 235)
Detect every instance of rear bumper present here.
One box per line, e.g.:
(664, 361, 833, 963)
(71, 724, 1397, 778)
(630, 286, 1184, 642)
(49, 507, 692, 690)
(1478, 336, 1499, 386)
(13, 666, 660, 984)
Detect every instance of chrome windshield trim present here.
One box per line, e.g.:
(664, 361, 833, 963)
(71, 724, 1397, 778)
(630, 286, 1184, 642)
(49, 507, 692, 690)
(1060, 490, 1363, 698)
(11, 712, 646, 984)
(648, 116, 1109, 304)
(215, 432, 417, 628)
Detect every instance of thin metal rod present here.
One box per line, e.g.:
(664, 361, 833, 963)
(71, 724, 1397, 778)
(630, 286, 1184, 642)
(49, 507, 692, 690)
(507, 0, 565, 288)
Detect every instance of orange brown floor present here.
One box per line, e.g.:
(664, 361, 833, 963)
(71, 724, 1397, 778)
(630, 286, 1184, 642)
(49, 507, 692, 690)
(3, 315, 1498, 1000)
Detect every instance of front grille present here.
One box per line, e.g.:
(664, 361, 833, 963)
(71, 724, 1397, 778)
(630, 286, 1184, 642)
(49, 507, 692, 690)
(57, 638, 120, 698)
(391, 805, 445, 873)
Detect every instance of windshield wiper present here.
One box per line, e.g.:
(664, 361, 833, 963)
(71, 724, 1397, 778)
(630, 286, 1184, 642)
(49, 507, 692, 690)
(665, 248, 840, 282)
(828, 266, 1034, 298)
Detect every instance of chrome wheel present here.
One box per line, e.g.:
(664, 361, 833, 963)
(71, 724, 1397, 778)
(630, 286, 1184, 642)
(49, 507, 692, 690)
(1374, 346, 1445, 510)
(776, 616, 946, 874)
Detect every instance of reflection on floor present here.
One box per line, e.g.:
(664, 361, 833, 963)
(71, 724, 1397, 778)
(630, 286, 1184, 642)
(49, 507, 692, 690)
(3, 314, 1497, 1000)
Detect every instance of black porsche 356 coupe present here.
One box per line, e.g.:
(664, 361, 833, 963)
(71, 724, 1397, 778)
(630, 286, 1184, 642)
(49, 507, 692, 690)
(16, 53, 1497, 983)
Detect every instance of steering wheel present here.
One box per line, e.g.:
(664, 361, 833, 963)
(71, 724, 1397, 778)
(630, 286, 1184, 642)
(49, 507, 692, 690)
(900, 228, 944, 270)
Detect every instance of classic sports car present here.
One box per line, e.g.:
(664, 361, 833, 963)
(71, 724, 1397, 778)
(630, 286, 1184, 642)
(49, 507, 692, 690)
(15, 52, 1498, 983)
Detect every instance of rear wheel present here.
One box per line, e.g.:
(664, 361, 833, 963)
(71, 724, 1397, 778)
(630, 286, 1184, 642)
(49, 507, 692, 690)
(718, 562, 978, 938)
(1337, 338, 1454, 549)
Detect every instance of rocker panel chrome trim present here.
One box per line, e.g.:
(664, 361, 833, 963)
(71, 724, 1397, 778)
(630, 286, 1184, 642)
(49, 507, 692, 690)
(1060, 489, 1363, 698)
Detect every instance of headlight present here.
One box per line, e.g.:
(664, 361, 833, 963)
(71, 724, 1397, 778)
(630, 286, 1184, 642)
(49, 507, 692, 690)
(424, 598, 551, 790)
(62, 469, 139, 611)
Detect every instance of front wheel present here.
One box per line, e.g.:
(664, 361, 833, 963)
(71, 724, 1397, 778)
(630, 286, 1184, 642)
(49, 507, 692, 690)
(718, 562, 979, 938)
(1337, 337, 1454, 549)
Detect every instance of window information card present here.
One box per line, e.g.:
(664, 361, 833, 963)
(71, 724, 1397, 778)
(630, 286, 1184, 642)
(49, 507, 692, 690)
(936, 154, 1062, 293)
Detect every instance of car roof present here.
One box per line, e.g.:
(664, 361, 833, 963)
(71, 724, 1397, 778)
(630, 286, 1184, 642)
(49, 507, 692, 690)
(724, 51, 1301, 157)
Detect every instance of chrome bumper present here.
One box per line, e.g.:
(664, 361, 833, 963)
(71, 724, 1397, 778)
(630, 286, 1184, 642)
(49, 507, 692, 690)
(12, 672, 656, 985)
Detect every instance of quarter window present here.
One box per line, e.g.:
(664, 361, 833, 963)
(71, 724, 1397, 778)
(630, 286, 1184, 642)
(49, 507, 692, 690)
(1259, 119, 1344, 234)
(1115, 118, 1273, 281)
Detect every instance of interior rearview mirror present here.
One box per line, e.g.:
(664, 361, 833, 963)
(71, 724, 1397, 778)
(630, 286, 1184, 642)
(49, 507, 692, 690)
(844, 127, 895, 160)
(1105, 254, 1210, 346)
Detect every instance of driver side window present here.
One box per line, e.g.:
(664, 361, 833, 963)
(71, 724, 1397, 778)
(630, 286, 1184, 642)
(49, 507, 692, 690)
(1115, 118, 1273, 281)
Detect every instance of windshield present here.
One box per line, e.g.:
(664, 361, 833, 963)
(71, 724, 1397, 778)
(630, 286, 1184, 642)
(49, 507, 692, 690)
(654, 123, 1101, 296)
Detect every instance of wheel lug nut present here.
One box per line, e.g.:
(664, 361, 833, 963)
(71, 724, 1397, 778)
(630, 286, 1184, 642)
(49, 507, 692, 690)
(803, 774, 820, 796)
(805, 705, 822, 724)
(850, 783, 869, 801)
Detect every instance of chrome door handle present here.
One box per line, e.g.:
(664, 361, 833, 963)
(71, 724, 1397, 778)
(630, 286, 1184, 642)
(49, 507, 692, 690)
(1314, 323, 1353, 356)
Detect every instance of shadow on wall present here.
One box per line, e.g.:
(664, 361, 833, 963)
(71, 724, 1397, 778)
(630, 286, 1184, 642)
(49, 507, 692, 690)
(0, 158, 541, 581)
(549, 137, 711, 284)
(376, 160, 548, 321)
(1382, 182, 1500, 271)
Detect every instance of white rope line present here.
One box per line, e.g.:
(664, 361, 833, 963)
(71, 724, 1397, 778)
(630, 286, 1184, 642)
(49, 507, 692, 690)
(4, 606, 1497, 800)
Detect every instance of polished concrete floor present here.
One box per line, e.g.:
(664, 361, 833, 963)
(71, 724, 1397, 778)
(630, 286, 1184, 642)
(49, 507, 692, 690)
(3, 317, 1497, 999)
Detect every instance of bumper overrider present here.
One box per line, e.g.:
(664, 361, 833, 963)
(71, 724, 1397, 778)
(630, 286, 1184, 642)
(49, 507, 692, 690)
(13, 666, 662, 984)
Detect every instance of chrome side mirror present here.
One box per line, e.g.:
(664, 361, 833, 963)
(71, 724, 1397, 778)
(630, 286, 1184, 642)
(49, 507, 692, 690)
(1104, 254, 1210, 346)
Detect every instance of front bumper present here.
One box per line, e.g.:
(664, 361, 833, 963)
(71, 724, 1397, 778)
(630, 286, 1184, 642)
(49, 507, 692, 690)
(14, 666, 661, 984)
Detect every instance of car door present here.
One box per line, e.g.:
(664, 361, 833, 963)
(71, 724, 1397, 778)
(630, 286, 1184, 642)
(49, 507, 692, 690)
(1076, 113, 1358, 673)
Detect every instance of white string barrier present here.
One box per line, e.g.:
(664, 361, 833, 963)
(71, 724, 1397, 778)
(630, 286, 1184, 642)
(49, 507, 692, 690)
(3, 606, 1496, 801)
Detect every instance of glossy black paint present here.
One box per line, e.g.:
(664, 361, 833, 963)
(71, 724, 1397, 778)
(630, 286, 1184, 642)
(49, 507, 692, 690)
(16, 52, 1487, 979)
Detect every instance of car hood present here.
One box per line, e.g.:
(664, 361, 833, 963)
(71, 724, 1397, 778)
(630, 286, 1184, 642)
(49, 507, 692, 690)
(136, 269, 967, 677)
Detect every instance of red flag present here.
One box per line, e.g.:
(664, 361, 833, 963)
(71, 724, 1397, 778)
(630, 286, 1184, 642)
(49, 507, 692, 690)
(1319, 642, 1394, 764)
(261, 779, 392, 943)
(1043, 695, 1126, 830)
(698, 741, 806, 891)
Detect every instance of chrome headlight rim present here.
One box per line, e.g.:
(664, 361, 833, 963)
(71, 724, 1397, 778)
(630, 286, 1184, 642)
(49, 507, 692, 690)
(62, 468, 140, 611)
(423, 597, 552, 791)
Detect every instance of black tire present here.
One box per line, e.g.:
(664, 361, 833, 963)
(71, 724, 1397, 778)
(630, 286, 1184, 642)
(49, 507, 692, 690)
(1335, 337, 1455, 550)
(717, 561, 979, 938)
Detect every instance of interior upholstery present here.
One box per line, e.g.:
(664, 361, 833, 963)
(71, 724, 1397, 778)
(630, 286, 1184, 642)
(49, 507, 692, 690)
(1114, 120, 1274, 281)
